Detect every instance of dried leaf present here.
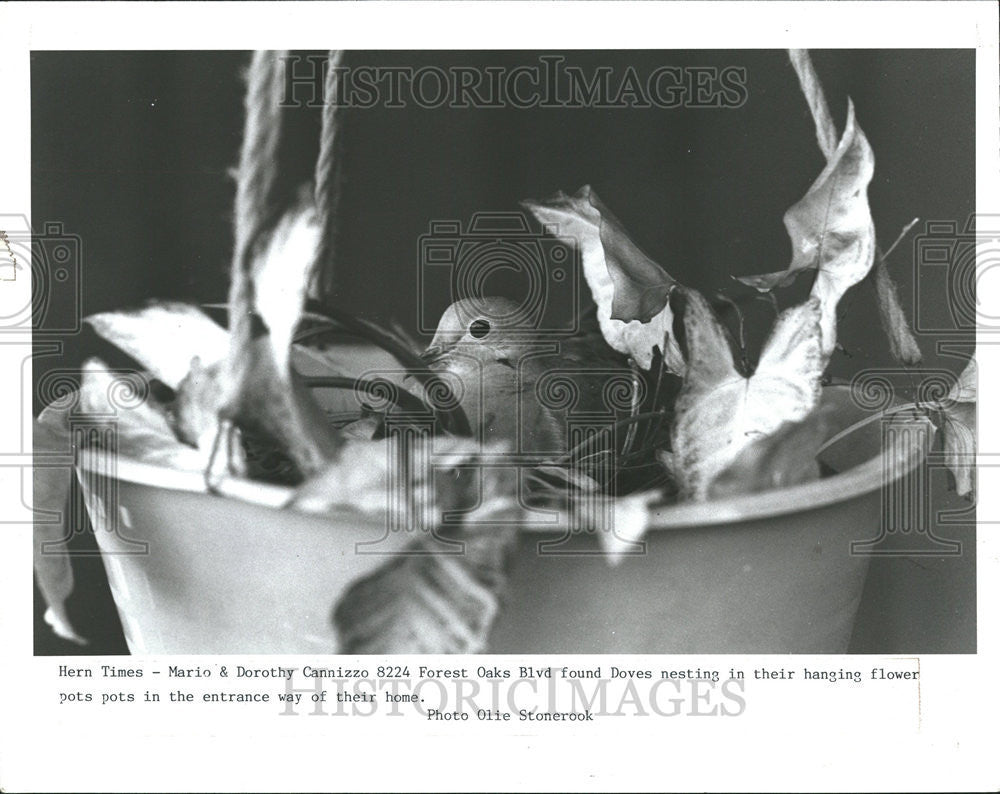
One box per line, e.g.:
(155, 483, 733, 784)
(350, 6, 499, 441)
(333, 526, 515, 654)
(874, 258, 923, 365)
(33, 358, 224, 644)
(668, 289, 824, 500)
(706, 407, 831, 500)
(251, 201, 323, 375)
(171, 355, 227, 448)
(599, 490, 659, 563)
(948, 356, 976, 403)
(33, 410, 86, 645)
(82, 359, 218, 471)
(939, 358, 976, 499)
(85, 302, 238, 456)
(523, 186, 684, 371)
(86, 302, 229, 390)
(81, 360, 218, 469)
(223, 198, 343, 475)
(331, 461, 518, 654)
(289, 437, 487, 519)
(737, 101, 876, 359)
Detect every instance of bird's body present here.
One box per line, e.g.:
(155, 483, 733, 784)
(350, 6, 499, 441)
(423, 298, 633, 460)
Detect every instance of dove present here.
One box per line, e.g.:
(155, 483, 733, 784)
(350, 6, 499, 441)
(421, 297, 634, 461)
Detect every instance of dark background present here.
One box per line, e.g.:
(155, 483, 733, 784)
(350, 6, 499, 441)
(31, 50, 976, 654)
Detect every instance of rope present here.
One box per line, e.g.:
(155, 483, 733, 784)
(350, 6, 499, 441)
(788, 49, 838, 160)
(232, 50, 288, 276)
(225, 49, 291, 409)
(788, 49, 923, 366)
(313, 50, 346, 303)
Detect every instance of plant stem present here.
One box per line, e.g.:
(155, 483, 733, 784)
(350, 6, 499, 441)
(301, 300, 471, 436)
(553, 411, 668, 466)
(304, 375, 437, 416)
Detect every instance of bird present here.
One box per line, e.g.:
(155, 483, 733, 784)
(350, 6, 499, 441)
(421, 297, 637, 470)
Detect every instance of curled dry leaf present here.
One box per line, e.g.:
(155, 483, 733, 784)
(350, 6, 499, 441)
(598, 490, 661, 563)
(874, 259, 924, 366)
(85, 302, 251, 466)
(86, 301, 231, 390)
(81, 212, 374, 479)
(86, 301, 234, 453)
(86, 205, 345, 476)
(33, 357, 224, 644)
(75, 359, 220, 471)
(705, 406, 831, 500)
(320, 444, 520, 653)
(333, 523, 515, 654)
(939, 358, 976, 499)
(667, 289, 824, 500)
(523, 185, 685, 371)
(222, 199, 343, 476)
(737, 101, 876, 359)
(33, 413, 86, 645)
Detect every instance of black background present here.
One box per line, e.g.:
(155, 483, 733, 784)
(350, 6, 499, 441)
(31, 50, 976, 654)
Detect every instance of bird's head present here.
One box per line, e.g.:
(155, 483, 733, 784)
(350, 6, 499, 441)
(422, 297, 530, 368)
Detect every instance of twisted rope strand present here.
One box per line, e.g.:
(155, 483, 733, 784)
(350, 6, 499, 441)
(788, 49, 838, 160)
(225, 50, 291, 406)
(313, 50, 347, 304)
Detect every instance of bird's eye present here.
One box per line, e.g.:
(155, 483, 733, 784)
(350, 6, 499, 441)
(469, 319, 491, 339)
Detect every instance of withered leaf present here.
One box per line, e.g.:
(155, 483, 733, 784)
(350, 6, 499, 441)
(33, 358, 223, 645)
(333, 525, 516, 654)
(76, 359, 217, 470)
(85, 302, 237, 455)
(737, 101, 876, 359)
(523, 186, 684, 371)
(597, 490, 660, 563)
(223, 199, 343, 476)
(939, 358, 976, 499)
(705, 406, 831, 500)
(86, 302, 230, 390)
(33, 411, 86, 645)
(667, 289, 824, 500)
(309, 444, 519, 653)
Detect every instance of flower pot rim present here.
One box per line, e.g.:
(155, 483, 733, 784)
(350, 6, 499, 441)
(74, 386, 935, 533)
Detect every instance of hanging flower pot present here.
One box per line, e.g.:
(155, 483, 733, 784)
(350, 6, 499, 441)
(73, 383, 932, 654)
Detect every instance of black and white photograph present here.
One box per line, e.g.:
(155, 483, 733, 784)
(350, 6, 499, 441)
(1, 2, 997, 792)
(29, 47, 977, 656)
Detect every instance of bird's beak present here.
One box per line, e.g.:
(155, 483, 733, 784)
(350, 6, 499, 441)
(419, 345, 445, 366)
